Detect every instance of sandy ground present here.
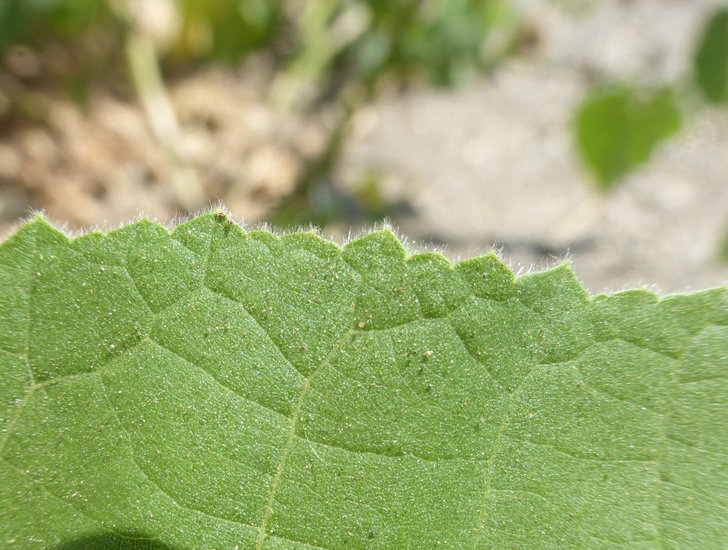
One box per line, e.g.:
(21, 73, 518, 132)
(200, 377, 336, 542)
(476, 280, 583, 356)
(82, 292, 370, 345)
(2, 0, 727, 295)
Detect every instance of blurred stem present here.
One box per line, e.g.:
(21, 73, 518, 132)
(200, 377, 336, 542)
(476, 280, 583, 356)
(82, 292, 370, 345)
(270, 80, 374, 227)
(124, 29, 203, 209)
(271, 0, 341, 111)
(300, 97, 356, 187)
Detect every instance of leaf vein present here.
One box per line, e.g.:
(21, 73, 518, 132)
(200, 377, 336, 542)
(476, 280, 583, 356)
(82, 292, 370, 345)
(255, 329, 355, 549)
(205, 285, 305, 378)
(150, 337, 291, 421)
(96, 373, 266, 535)
(1, 455, 160, 544)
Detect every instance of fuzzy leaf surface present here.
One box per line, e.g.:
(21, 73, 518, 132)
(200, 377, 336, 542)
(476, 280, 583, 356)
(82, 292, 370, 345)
(1, 214, 727, 549)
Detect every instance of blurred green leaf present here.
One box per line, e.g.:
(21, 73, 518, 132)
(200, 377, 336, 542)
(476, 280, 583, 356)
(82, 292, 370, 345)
(348, 0, 509, 87)
(574, 86, 682, 189)
(695, 8, 728, 103)
(173, 0, 283, 61)
(0, 0, 115, 50)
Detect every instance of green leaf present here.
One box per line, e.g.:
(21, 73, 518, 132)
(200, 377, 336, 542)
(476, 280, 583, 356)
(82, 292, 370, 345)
(1, 214, 727, 548)
(695, 8, 728, 103)
(574, 86, 682, 189)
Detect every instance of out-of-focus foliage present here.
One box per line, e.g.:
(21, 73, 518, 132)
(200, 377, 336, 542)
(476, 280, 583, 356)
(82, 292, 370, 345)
(574, 7, 728, 193)
(0, 0, 521, 226)
(0, 0, 116, 50)
(0, 0, 125, 124)
(169, 0, 518, 89)
(0, 0, 279, 61)
(0, 0, 518, 103)
(694, 7, 728, 103)
(574, 87, 681, 190)
(348, 0, 514, 87)
(169, 0, 283, 61)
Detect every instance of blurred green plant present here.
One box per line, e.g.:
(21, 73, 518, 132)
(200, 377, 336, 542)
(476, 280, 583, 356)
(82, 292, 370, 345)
(574, 6, 728, 192)
(0, 0, 522, 226)
(268, 0, 521, 227)
(0, 0, 116, 50)
(0, 0, 520, 120)
(170, 0, 283, 61)
(694, 7, 728, 103)
(569, 6, 728, 262)
(0, 0, 281, 63)
(694, 7, 728, 260)
(574, 86, 682, 189)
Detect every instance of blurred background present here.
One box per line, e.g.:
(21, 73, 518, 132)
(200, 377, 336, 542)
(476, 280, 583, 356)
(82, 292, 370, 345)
(1, 0, 728, 293)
